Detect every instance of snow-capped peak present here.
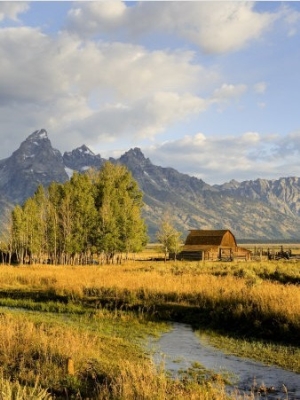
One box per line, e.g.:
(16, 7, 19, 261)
(27, 129, 48, 142)
(78, 145, 95, 156)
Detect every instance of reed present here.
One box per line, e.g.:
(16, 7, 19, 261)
(0, 310, 237, 400)
(0, 259, 299, 398)
(0, 373, 51, 400)
(0, 261, 300, 343)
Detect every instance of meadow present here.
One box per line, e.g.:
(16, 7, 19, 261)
(0, 254, 299, 399)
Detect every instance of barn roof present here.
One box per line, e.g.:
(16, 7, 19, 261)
(184, 229, 236, 247)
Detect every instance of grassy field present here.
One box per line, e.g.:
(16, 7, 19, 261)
(0, 256, 299, 399)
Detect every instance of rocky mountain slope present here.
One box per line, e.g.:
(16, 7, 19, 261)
(1, 129, 300, 241)
(117, 149, 300, 241)
(0, 129, 68, 203)
(63, 144, 104, 174)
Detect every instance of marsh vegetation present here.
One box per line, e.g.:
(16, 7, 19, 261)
(0, 257, 299, 399)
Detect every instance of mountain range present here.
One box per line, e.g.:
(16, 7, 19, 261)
(1, 129, 300, 242)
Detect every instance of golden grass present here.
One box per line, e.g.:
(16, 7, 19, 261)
(0, 373, 51, 400)
(1, 260, 300, 341)
(0, 311, 235, 400)
(0, 261, 299, 319)
(0, 310, 156, 395)
(1, 259, 299, 398)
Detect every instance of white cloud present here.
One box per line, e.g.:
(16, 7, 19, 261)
(240, 131, 260, 144)
(0, 28, 205, 104)
(0, 2, 29, 22)
(66, 91, 207, 144)
(0, 25, 215, 158)
(67, 1, 127, 36)
(254, 82, 267, 94)
(66, 2, 278, 54)
(257, 102, 266, 109)
(212, 83, 247, 103)
(0, 0, 298, 187)
(278, 131, 300, 156)
(281, 4, 300, 37)
(144, 131, 300, 184)
(164, 2, 276, 54)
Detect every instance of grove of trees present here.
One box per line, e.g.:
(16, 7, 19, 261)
(0, 162, 147, 265)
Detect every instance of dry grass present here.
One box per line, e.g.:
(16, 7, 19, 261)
(0, 261, 300, 319)
(0, 311, 235, 400)
(1, 259, 300, 340)
(0, 373, 51, 400)
(0, 258, 299, 398)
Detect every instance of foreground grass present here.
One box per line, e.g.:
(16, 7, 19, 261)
(0, 259, 299, 398)
(0, 309, 233, 400)
(1, 260, 299, 342)
(0, 374, 51, 400)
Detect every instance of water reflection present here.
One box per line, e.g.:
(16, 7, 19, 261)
(149, 323, 300, 399)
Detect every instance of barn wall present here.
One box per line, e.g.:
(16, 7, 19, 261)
(174, 246, 251, 261)
(179, 251, 203, 261)
(179, 248, 221, 261)
(205, 248, 218, 260)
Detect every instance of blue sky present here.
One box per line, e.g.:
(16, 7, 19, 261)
(0, 1, 300, 184)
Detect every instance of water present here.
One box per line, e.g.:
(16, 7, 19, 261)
(149, 323, 300, 399)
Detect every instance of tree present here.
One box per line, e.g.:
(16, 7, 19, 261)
(93, 162, 147, 262)
(67, 172, 97, 264)
(0, 208, 14, 264)
(31, 185, 49, 263)
(47, 182, 62, 264)
(8, 162, 147, 265)
(118, 194, 147, 257)
(59, 181, 75, 264)
(22, 197, 41, 263)
(156, 216, 182, 262)
(11, 205, 26, 264)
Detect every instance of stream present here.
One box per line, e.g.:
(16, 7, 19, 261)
(148, 323, 300, 399)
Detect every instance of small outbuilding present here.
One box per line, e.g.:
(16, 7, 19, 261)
(178, 229, 251, 261)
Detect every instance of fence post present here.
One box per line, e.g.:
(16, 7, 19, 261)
(66, 357, 75, 376)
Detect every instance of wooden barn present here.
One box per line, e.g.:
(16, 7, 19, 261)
(178, 229, 251, 261)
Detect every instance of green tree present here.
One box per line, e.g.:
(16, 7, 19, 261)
(118, 185, 147, 257)
(47, 182, 63, 264)
(23, 197, 41, 263)
(156, 216, 182, 262)
(31, 185, 49, 263)
(68, 172, 97, 264)
(11, 205, 26, 264)
(59, 181, 75, 264)
(0, 208, 14, 264)
(94, 162, 147, 262)
(8, 162, 147, 265)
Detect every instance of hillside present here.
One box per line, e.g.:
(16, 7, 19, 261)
(1, 129, 300, 241)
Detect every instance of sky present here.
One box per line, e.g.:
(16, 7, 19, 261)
(0, 1, 300, 184)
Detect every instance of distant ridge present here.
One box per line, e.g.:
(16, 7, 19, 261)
(1, 130, 300, 241)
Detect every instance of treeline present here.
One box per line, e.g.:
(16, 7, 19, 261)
(0, 162, 147, 265)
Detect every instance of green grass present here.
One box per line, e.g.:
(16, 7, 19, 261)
(196, 328, 300, 374)
(0, 298, 85, 314)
